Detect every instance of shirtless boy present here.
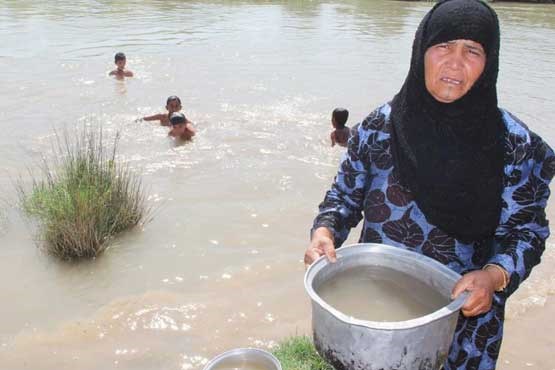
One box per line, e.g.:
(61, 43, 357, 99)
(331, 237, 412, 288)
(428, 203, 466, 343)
(143, 96, 183, 126)
(109, 52, 134, 78)
(330, 107, 350, 147)
(168, 112, 196, 141)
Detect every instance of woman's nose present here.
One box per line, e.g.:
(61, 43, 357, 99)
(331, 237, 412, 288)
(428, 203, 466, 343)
(446, 47, 464, 70)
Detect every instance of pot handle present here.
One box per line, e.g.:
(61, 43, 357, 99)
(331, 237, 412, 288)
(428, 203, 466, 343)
(451, 290, 470, 309)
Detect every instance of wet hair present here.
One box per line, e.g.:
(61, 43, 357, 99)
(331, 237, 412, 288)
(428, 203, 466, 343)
(332, 108, 349, 128)
(170, 112, 186, 125)
(166, 95, 182, 106)
(114, 52, 126, 63)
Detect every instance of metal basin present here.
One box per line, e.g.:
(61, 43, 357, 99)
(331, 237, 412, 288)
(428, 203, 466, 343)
(304, 243, 467, 370)
(203, 348, 282, 370)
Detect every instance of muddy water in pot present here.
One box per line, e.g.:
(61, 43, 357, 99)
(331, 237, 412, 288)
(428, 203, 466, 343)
(316, 265, 449, 322)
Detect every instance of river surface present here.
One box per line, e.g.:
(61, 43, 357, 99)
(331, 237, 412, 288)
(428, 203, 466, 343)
(0, 1, 554, 369)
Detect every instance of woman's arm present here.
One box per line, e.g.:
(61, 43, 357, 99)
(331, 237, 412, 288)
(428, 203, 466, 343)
(309, 110, 385, 256)
(489, 133, 555, 297)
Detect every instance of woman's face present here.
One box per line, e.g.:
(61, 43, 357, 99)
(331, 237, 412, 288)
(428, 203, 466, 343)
(424, 39, 486, 103)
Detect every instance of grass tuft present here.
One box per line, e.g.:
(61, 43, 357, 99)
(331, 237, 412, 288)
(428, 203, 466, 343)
(18, 126, 149, 260)
(272, 336, 334, 370)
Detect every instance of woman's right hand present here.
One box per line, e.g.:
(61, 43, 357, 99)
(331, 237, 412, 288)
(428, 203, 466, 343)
(304, 227, 337, 268)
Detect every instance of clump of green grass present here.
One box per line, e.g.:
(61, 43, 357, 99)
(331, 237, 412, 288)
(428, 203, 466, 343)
(272, 336, 334, 370)
(18, 127, 148, 260)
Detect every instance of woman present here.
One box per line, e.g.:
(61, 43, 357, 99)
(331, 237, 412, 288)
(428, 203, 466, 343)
(305, 0, 555, 369)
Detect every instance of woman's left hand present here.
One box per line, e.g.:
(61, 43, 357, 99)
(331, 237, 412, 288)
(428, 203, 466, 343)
(451, 270, 496, 317)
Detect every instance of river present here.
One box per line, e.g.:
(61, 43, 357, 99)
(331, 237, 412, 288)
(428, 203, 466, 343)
(0, 1, 554, 369)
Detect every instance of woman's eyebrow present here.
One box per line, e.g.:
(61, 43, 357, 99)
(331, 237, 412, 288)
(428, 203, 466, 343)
(464, 43, 485, 53)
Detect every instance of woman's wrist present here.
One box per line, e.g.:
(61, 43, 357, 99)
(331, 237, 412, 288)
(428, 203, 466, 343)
(311, 226, 334, 242)
(483, 264, 509, 292)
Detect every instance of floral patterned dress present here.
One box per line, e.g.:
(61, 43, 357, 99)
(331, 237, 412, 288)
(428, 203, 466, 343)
(312, 103, 555, 370)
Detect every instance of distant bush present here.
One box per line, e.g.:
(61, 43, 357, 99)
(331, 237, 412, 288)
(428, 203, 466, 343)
(272, 336, 334, 370)
(19, 127, 148, 260)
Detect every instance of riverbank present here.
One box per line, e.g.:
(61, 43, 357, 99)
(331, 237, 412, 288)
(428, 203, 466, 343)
(499, 297, 555, 369)
(270, 296, 555, 370)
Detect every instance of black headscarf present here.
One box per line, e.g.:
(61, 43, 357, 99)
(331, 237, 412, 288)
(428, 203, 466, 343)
(390, 0, 505, 243)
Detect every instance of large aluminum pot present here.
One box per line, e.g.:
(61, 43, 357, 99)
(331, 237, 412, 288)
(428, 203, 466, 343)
(203, 348, 282, 370)
(304, 243, 467, 370)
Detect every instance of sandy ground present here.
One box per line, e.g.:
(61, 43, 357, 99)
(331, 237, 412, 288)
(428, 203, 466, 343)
(499, 297, 555, 370)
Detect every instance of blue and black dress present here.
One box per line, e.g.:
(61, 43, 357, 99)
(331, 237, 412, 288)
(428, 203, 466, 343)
(312, 103, 555, 369)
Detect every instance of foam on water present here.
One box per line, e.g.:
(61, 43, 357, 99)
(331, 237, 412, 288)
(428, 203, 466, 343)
(0, 261, 306, 370)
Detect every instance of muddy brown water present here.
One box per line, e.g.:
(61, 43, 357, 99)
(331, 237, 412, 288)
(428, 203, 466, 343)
(316, 265, 449, 322)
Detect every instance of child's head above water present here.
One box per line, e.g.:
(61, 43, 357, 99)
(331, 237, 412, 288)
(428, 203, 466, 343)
(332, 108, 349, 128)
(166, 95, 182, 113)
(114, 52, 126, 69)
(169, 112, 190, 138)
(170, 112, 186, 126)
(110, 52, 133, 78)
(114, 52, 126, 63)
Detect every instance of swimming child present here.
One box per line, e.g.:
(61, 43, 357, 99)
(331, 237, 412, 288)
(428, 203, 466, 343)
(330, 108, 350, 147)
(143, 95, 183, 126)
(109, 52, 134, 78)
(168, 112, 196, 141)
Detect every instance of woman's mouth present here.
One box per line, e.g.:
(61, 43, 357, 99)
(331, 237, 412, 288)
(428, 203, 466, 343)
(441, 77, 462, 85)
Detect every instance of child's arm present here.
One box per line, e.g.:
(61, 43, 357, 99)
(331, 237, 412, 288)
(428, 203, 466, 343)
(124, 70, 134, 77)
(185, 121, 196, 137)
(330, 131, 336, 147)
(143, 113, 165, 122)
(109, 70, 116, 76)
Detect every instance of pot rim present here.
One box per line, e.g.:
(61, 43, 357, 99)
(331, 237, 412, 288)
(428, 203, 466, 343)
(304, 243, 468, 330)
(202, 347, 282, 370)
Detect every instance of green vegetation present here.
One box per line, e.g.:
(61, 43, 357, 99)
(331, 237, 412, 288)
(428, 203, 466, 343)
(272, 336, 334, 370)
(19, 128, 148, 260)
